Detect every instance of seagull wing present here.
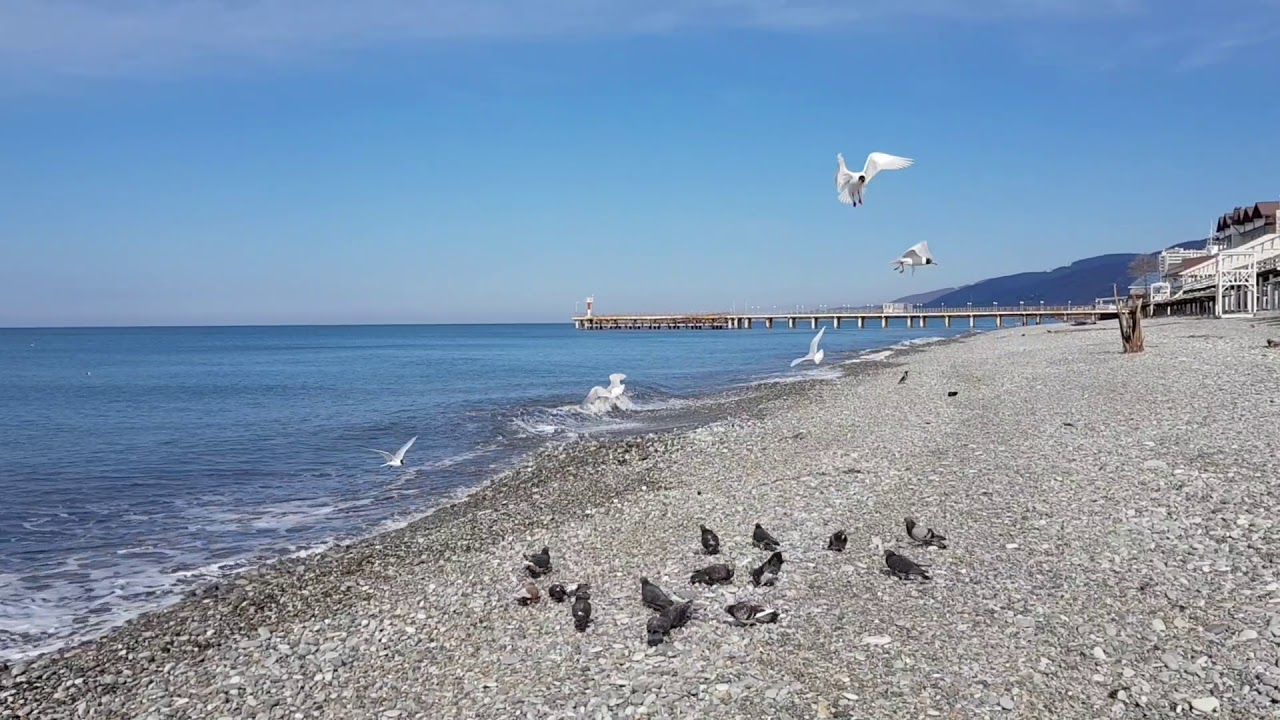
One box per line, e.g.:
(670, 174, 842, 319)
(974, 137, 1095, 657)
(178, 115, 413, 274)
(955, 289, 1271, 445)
(393, 435, 418, 462)
(607, 373, 626, 389)
(366, 448, 396, 463)
(809, 326, 825, 356)
(837, 183, 855, 205)
(862, 152, 914, 184)
(901, 241, 931, 265)
(789, 356, 807, 367)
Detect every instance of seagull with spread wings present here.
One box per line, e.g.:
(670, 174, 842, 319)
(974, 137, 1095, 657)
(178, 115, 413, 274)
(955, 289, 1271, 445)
(891, 241, 938, 275)
(835, 152, 914, 207)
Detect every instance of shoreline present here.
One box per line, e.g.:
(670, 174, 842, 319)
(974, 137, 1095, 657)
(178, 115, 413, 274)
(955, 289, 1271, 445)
(0, 328, 967, 667)
(10, 318, 1276, 718)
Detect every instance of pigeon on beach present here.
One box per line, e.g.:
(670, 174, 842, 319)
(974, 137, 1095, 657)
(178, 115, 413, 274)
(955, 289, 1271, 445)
(835, 152, 914, 207)
(898, 370, 909, 385)
(572, 590, 592, 632)
(548, 584, 568, 603)
(690, 563, 735, 585)
(884, 549, 931, 580)
(514, 581, 540, 606)
(753, 523, 782, 551)
(827, 530, 848, 552)
(790, 327, 826, 367)
(725, 602, 780, 626)
(700, 525, 721, 555)
(366, 435, 417, 468)
(751, 551, 784, 587)
(524, 547, 552, 578)
(892, 241, 938, 275)
(905, 517, 948, 549)
(645, 600, 694, 646)
(946, 390, 959, 397)
(640, 576, 677, 611)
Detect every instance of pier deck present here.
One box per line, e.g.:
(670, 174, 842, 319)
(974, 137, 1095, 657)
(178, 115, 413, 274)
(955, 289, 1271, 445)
(572, 306, 1108, 330)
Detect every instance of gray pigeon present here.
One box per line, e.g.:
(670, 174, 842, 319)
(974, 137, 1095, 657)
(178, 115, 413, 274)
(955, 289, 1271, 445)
(884, 549, 930, 580)
(548, 584, 568, 603)
(898, 370, 909, 384)
(663, 599, 695, 630)
(751, 551, 784, 587)
(700, 525, 721, 555)
(646, 612, 672, 646)
(640, 576, 675, 611)
(752, 523, 781, 552)
(725, 602, 779, 626)
(905, 517, 948, 549)
(571, 591, 592, 632)
(827, 530, 847, 552)
(690, 563, 734, 585)
(514, 581, 540, 606)
(524, 547, 552, 578)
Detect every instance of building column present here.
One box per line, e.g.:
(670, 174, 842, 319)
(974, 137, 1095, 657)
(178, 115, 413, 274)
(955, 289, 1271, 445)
(833, 317, 841, 329)
(882, 316, 888, 329)
(969, 315, 975, 328)
(765, 318, 773, 330)
(945, 316, 952, 328)
(787, 317, 795, 329)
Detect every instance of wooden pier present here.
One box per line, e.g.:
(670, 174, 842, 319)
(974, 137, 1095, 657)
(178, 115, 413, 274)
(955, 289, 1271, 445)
(572, 306, 1108, 330)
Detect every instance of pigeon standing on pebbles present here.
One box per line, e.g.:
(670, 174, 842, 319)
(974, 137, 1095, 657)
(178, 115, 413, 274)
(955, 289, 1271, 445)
(571, 590, 592, 632)
(884, 549, 931, 580)
(690, 563, 735, 585)
(827, 530, 848, 552)
(751, 551, 784, 587)
(524, 547, 552, 578)
(640, 576, 676, 611)
(548, 584, 568, 603)
(514, 581, 541, 605)
(725, 602, 779, 626)
(700, 525, 721, 555)
(898, 370, 909, 385)
(905, 517, 948, 549)
(753, 523, 781, 551)
(646, 613, 672, 646)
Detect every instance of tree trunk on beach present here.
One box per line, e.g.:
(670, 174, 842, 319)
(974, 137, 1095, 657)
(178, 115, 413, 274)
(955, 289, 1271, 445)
(1117, 294, 1145, 354)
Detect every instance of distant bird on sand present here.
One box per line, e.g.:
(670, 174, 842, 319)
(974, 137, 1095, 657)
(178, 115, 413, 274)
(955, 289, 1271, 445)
(790, 327, 826, 367)
(725, 602, 779, 626)
(751, 551, 784, 587)
(366, 435, 417, 468)
(905, 517, 948, 549)
(515, 581, 540, 605)
(1267, 338, 1278, 348)
(946, 390, 959, 397)
(835, 152, 915, 207)
(524, 547, 552, 578)
(892, 241, 938, 275)
(640, 576, 676, 611)
(572, 590, 592, 632)
(548, 584, 568, 603)
(690, 563, 735, 585)
(753, 523, 782, 552)
(827, 530, 848, 552)
(884, 549, 931, 580)
(700, 525, 721, 555)
(646, 612, 672, 646)
(898, 370, 909, 385)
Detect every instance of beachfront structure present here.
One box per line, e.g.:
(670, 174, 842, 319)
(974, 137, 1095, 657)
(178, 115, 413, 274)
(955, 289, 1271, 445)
(1160, 201, 1280, 316)
(574, 304, 1107, 330)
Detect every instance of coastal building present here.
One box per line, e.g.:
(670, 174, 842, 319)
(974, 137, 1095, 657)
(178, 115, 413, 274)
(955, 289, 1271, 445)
(1160, 200, 1280, 316)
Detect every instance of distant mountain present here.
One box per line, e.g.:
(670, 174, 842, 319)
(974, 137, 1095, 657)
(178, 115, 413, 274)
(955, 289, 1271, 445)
(891, 287, 958, 305)
(896, 239, 1208, 308)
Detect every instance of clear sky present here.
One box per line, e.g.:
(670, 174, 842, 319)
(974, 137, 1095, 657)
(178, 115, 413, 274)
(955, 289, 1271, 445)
(1, 1, 1278, 326)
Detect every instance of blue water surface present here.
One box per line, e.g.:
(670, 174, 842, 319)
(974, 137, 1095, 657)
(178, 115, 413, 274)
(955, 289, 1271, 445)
(0, 320, 990, 659)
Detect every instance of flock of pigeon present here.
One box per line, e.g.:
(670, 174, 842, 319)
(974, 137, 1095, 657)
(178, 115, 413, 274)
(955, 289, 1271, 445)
(835, 151, 936, 275)
(512, 514, 950, 646)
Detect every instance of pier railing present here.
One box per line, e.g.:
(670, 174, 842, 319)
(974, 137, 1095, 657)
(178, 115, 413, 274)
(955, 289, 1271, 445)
(572, 305, 1109, 330)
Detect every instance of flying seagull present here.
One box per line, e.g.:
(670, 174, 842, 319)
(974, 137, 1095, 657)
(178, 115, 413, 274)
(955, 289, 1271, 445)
(891, 241, 938, 275)
(836, 152, 915, 207)
(366, 435, 417, 468)
(905, 517, 948, 549)
(700, 525, 721, 555)
(790, 327, 826, 367)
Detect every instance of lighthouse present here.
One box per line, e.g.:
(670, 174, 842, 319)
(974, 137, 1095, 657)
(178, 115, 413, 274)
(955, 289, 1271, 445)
(585, 296, 595, 318)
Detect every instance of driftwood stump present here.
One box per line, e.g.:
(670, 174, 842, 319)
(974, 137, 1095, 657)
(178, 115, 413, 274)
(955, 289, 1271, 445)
(1117, 295, 1145, 353)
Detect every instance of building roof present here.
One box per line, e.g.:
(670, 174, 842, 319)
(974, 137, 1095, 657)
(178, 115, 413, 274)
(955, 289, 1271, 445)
(1171, 256, 1215, 275)
(1216, 201, 1279, 232)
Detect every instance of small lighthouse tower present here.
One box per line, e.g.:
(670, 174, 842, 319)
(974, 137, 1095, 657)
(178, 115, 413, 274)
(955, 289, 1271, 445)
(585, 295, 595, 318)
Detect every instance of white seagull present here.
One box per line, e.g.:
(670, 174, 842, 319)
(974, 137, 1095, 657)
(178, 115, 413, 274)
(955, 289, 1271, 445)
(835, 152, 914, 207)
(790, 327, 826, 367)
(366, 435, 417, 468)
(891, 241, 938, 275)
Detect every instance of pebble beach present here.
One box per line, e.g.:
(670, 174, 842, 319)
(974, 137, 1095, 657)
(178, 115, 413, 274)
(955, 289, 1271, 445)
(4, 316, 1280, 719)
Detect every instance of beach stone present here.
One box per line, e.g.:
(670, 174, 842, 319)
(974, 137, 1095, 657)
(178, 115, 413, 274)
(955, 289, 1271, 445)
(1190, 697, 1219, 713)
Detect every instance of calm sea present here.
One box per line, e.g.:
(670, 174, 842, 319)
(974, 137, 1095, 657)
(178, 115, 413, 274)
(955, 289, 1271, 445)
(0, 321, 989, 659)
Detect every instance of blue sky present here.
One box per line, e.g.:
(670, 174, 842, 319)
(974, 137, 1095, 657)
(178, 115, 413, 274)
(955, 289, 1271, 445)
(1, 0, 1278, 326)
